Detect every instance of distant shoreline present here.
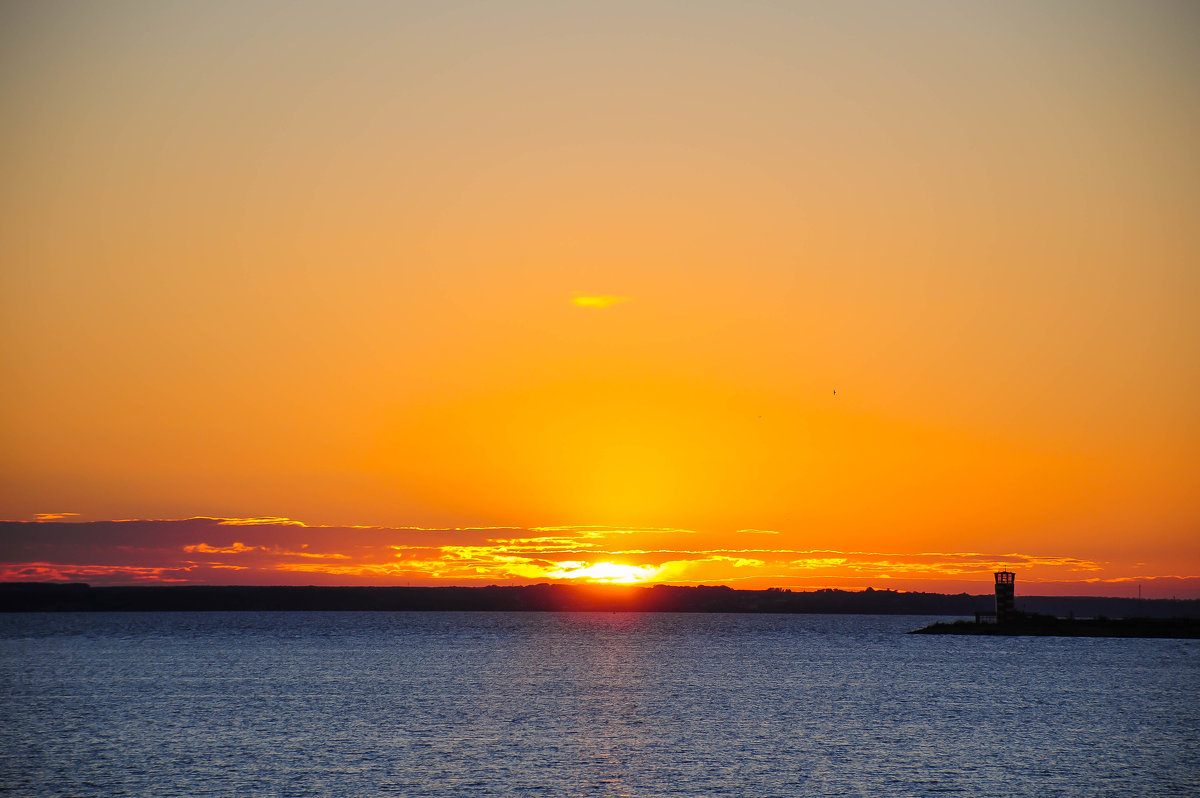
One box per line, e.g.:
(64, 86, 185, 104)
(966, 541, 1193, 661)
(3, 582, 1198, 618)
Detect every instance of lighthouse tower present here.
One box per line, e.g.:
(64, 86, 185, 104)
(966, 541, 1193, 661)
(994, 570, 1015, 624)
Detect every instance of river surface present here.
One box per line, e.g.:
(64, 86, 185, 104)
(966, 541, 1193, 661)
(2, 612, 1197, 796)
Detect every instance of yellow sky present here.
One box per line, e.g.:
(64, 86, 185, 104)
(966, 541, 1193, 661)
(2, 1, 1197, 591)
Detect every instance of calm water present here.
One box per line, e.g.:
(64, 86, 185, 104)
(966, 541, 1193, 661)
(1, 612, 1197, 797)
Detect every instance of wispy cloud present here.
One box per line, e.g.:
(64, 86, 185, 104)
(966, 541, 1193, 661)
(267, 548, 351, 560)
(34, 513, 80, 521)
(183, 542, 258, 554)
(217, 517, 306, 526)
(0, 562, 194, 582)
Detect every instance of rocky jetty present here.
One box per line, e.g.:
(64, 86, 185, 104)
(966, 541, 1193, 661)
(911, 613, 1200, 639)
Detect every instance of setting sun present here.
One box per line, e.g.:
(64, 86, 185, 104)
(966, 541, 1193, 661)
(546, 561, 660, 584)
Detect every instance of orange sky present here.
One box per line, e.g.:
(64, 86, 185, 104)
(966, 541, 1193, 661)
(2, 2, 1198, 596)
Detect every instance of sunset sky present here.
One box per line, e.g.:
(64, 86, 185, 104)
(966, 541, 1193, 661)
(2, 1, 1197, 596)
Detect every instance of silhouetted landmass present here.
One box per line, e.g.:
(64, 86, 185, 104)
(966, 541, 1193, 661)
(911, 612, 1200, 639)
(2, 582, 1198, 619)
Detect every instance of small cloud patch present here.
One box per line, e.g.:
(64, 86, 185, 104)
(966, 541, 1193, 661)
(572, 293, 630, 309)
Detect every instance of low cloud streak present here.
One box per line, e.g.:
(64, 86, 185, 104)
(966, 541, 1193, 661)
(0, 517, 1192, 596)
